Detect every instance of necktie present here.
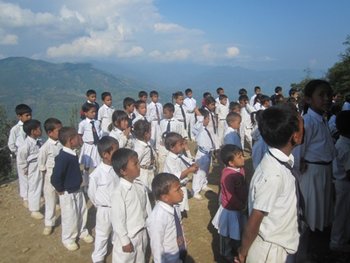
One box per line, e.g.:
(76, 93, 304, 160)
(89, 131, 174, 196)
(148, 145, 155, 165)
(209, 111, 217, 134)
(91, 121, 99, 144)
(174, 207, 187, 261)
(178, 154, 191, 168)
(155, 104, 160, 125)
(205, 128, 215, 149)
(166, 120, 171, 133)
(180, 105, 187, 130)
(36, 139, 42, 148)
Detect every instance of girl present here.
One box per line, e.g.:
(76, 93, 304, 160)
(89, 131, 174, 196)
(108, 110, 132, 149)
(173, 91, 188, 138)
(203, 96, 219, 149)
(212, 144, 247, 262)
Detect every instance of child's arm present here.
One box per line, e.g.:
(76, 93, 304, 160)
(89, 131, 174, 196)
(38, 144, 49, 175)
(17, 144, 29, 175)
(51, 156, 65, 195)
(147, 217, 166, 263)
(7, 127, 17, 154)
(180, 164, 198, 179)
(87, 174, 98, 206)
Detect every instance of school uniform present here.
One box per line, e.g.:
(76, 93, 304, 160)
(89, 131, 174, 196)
(330, 135, 350, 249)
(17, 136, 42, 212)
(51, 147, 89, 246)
(216, 103, 229, 145)
(88, 162, 120, 263)
(81, 101, 100, 119)
(98, 104, 114, 136)
(111, 178, 151, 263)
(38, 138, 62, 227)
(249, 94, 257, 107)
(183, 97, 197, 140)
(163, 152, 193, 212)
(147, 101, 163, 149)
(133, 139, 156, 192)
(223, 127, 242, 149)
(132, 112, 148, 126)
(146, 202, 185, 263)
(109, 127, 132, 149)
(174, 103, 188, 138)
(247, 148, 299, 262)
(204, 107, 220, 149)
(239, 105, 254, 151)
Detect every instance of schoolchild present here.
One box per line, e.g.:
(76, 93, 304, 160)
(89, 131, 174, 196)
(88, 136, 119, 262)
(123, 97, 136, 127)
(163, 132, 199, 213)
(81, 89, 100, 120)
(229, 102, 241, 114)
(249, 86, 261, 107)
(259, 95, 271, 110)
(203, 96, 219, 149)
(146, 173, 187, 263)
(270, 86, 283, 106)
(98, 92, 114, 136)
(215, 87, 226, 104)
(173, 91, 188, 138)
(223, 112, 242, 149)
(238, 95, 254, 152)
(17, 119, 43, 219)
(132, 100, 148, 126)
(108, 110, 132, 149)
(8, 104, 32, 206)
(147, 90, 163, 149)
(138, 90, 148, 103)
(111, 148, 151, 263)
(51, 127, 94, 251)
(253, 94, 263, 111)
(38, 118, 63, 235)
(216, 94, 229, 145)
(201, 92, 212, 107)
(183, 88, 197, 140)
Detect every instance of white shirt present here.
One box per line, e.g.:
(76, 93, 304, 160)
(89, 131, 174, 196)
(38, 137, 62, 173)
(249, 148, 299, 253)
(147, 102, 163, 122)
(183, 97, 197, 113)
(88, 162, 119, 207)
(163, 151, 193, 184)
(240, 106, 253, 129)
(204, 107, 217, 137)
(146, 201, 183, 263)
(111, 178, 151, 246)
(174, 103, 187, 122)
(250, 94, 257, 106)
(216, 102, 229, 120)
(8, 121, 26, 154)
(17, 136, 40, 174)
(333, 136, 350, 180)
(109, 127, 130, 148)
(132, 112, 147, 126)
(78, 118, 102, 143)
(196, 126, 216, 153)
(133, 139, 154, 167)
(223, 127, 242, 148)
(98, 104, 114, 134)
(160, 117, 187, 139)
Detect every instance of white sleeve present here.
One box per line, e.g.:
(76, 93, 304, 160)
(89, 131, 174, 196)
(146, 215, 166, 263)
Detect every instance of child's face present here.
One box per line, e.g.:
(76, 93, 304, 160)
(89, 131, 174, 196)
(230, 118, 241, 130)
(32, 126, 42, 139)
(121, 156, 140, 182)
(307, 85, 332, 114)
(171, 140, 184, 155)
(103, 95, 112, 107)
(48, 124, 62, 141)
(125, 104, 135, 114)
(262, 100, 271, 108)
(203, 116, 210, 127)
(163, 108, 174, 119)
(207, 102, 215, 112)
(176, 96, 184, 105)
(117, 119, 129, 131)
(87, 94, 97, 103)
(220, 98, 228, 106)
(232, 107, 241, 114)
(137, 103, 147, 116)
(103, 143, 118, 165)
(162, 181, 184, 206)
(230, 152, 245, 168)
(239, 99, 248, 107)
(70, 134, 82, 149)
(151, 95, 158, 103)
(186, 92, 192, 98)
(85, 108, 97, 119)
(19, 113, 32, 123)
(144, 129, 151, 142)
(140, 95, 148, 103)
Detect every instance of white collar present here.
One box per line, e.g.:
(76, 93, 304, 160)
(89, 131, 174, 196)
(158, 201, 176, 215)
(307, 108, 324, 122)
(62, 146, 77, 156)
(268, 147, 294, 167)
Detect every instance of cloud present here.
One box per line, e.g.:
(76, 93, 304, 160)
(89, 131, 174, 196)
(154, 23, 185, 33)
(0, 34, 18, 45)
(226, 46, 240, 58)
(149, 49, 191, 62)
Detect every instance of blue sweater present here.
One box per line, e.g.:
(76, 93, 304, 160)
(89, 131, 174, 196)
(51, 150, 82, 193)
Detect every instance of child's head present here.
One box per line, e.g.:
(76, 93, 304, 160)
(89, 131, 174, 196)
(289, 87, 299, 99)
(173, 91, 184, 105)
(198, 108, 210, 127)
(239, 88, 247, 96)
(110, 110, 129, 131)
(226, 112, 241, 130)
(185, 88, 193, 98)
(58, 127, 80, 149)
(97, 136, 119, 165)
(238, 95, 249, 106)
(336, 110, 350, 137)
(86, 89, 97, 103)
(220, 144, 245, 168)
(152, 173, 183, 205)
(164, 132, 184, 154)
(204, 96, 216, 111)
(23, 119, 41, 138)
(133, 120, 151, 142)
(203, 92, 212, 99)
(138, 91, 148, 102)
(229, 102, 241, 113)
(150, 90, 159, 103)
(216, 87, 225, 96)
(135, 100, 147, 116)
(44, 118, 62, 141)
(259, 105, 303, 149)
(123, 97, 136, 113)
(101, 92, 112, 107)
(112, 148, 139, 181)
(219, 94, 228, 106)
(254, 86, 261, 95)
(304, 79, 333, 114)
(163, 103, 175, 119)
(15, 104, 32, 122)
(82, 103, 97, 119)
(275, 94, 285, 105)
(260, 95, 271, 108)
(275, 86, 283, 95)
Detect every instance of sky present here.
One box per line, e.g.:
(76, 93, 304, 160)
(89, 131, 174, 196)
(0, 0, 349, 71)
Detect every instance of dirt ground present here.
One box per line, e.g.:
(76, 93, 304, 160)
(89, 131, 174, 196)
(1, 154, 350, 263)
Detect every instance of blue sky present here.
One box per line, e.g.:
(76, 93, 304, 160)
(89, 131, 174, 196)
(0, 0, 349, 71)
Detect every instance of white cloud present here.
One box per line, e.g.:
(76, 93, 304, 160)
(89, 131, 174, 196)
(154, 23, 184, 33)
(226, 46, 240, 58)
(0, 34, 18, 45)
(149, 49, 191, 62)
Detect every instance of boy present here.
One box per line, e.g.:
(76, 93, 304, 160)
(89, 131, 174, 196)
(238, 95, 254, 152)
(260, 95, 271, 110)
(17, 119, 43, 219)
(183, 88, 197, 140)
(81, 89, 100, 120)
(216, 94, 229, 145)
(88, 136, 119, 262)
(123, 97, 136, 127)
(132, 100, 148, 126)
(236, 106, 304, 263)
(249, 86, 261, 107)
(51, 127, 94, 251)
(138, 90, 148, 103)
(8, 104, 32, 206)
(147, 90, 163, 149)
(270, 86, 283, 105)
(224, 112, 242, 149)
(111, 148, 151, 263)
(38, 118, 63, 235)
(146, 173, 187, 263)
(98, 92, 114, 136)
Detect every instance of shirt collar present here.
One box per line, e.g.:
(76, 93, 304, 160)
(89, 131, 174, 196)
(225, 166, 241, 172)
(168, 151, 179, 160)
(18, 120, 24, 126)
(62, 146, 77, 156)
(308, 108, 324, 122)
(120, 177, 133, 190)
(158, 201, 176, 214)
(136, 139, 149, 147)
(100, 162, 114, 173)
(268, 147, 294, 167)
(47, 137, 60, 145)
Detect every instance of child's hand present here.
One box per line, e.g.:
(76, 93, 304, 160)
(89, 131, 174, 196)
(190, 163, 199, 173)
(122, 242, 134, 253)
(234, 247, 246, 263)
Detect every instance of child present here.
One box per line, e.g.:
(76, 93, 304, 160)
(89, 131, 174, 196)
(146, 173, 187, 263)
(78, 103, 102, 188)
(88, 136, 119, 262)
(270, 86, 283, 105)
(51, 127, 94, 251)
(203, 96, 219, 149)
(329, 110, 350, 251)
(81, 89, 100, 120)
(213, 144, 247, 262)
(201, 92, 212, 107)
(173, 91, 188, 138)
(259, 95, 271, 110)
(138, 90, 148, 103)
(216, 94, 229, 145)
(238, 95, 254, 152)
(183, 88, 197, 140)
(192, 109, 215, 200)
(215, 87, 226, 103)
(147, 90, 163, 149)
(249, 86, 261, 107)
(17, 119, 43, 219)
(229, 102, 241, 114)
(38, 118, 63, 235)
(163, 132, 198, 212)
(111, 148, 151, 263)
(123, 97, 136, 127)
(98, 92, 114, 136)
(224, 112, 242, 149)
(236, 106, 304, 263)
(8, 104, 32, 206)
(108, 110, 132, 149)
(133, 120, 156, 192)
(132, 100, 148, 126)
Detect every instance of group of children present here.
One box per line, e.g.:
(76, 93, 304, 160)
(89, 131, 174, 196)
(7, 81, 350, 262)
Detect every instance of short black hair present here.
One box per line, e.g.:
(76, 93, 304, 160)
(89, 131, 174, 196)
(138, 91, 148, 98)
(133, 120, 151, 140)
(185, 88, 192, 95)
(275, 86, 283, 93)
(220, 144, 243, 166)
(304, 79, 332, 98)
(97, 136, 119, 158)
(150, 90, 158, 97)
(289, 87, 298, 97)
(219, 94, 228, 101)
(259, 106, 299, 148)
(112, 148, 138, 177)
(203, 92, 211, 98)
(216, 87, 224, 94)
(123, 97, 136, 109)
(198, 108, 209, 118)
(86, 89, 97, 96)
(135, 100, 146, 110)
(254, 86, 261, 92)
(229, 102, 241, 112)
(173, 91, 184, 100)
(82, 103, 97, 112)
(260, 95, 271, 105)
(44, 118, 62, 133)
(58, 127, 77, 145)
(164, 132, 183, 151)
(23, 119, 41, 136)
(163, 103, 175, 113)
(239, 88, 247, 96)
(226, 112, 241, 125)
(152, 173, 180, 200)
(101, 92, 111, 101)
(15, 104, 32, 116)
(238, 94, 249, 102)
(336, 110, 350, 135)
(204, 96, 216, 106)
(111, 110, 128, 126)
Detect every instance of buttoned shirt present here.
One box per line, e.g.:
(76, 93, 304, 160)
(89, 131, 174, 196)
(147, 102, 163, 122)
(17, 136, 40, 174)
(133, 139, 154, 166)
(174, 103, 187, 122)
(160, 117, 187, 139)
(216, 102, 229, 120)
(98, 104, 114, 134)
(163, 151, 193, 183)
(78, 118, 102, 143)
(109, 127, 129, 148)
(38, 137, 62, 173)
(183, 97, 197, 113)
(333, 136, 350, 180)
(8, 121, 26, 154)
